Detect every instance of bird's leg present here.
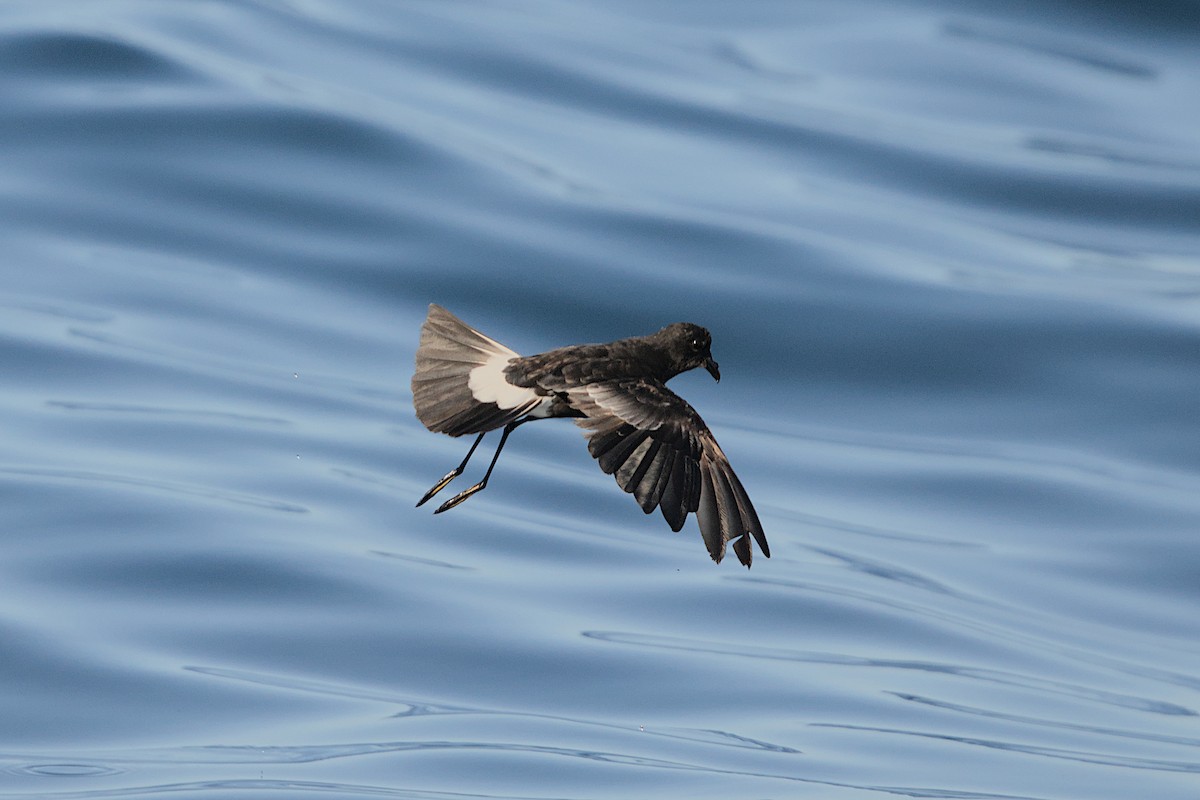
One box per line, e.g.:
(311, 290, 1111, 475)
(416, 431, 486, 507)
(434, 419, 525, 514)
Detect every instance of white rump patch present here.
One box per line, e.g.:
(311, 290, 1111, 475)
(468, 353, 538, 410)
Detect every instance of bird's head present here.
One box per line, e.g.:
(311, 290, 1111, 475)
(658, 322, 720, 382)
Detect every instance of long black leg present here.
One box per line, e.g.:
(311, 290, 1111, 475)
(416, 431, 486, 507)
(433, 418, 527, 514)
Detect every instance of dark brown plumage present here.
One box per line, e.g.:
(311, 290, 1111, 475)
(411, 304, 768, 567)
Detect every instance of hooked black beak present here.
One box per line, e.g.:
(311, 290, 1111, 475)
(704, 356, 720, 382)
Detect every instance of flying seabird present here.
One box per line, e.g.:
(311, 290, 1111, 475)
(411, 304, 769, 567)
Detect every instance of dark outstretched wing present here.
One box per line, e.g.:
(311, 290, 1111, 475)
(568, 380, 769, 567)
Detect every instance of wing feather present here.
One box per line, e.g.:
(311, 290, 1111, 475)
(633, 442, 671, 513)
(617, 438, 658, 493)
(696, 460, 724, 563)
(570, 379, 767, 566)
(728, 463, 769, 559)
(593, 425, 650, 476)
(658, 450, 686, 531)
(641, 446, 675, 515)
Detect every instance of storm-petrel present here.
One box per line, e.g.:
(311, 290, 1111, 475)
(411, 304, 769, 567)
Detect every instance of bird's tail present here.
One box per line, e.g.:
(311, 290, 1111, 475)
(411, 304, 536, 437)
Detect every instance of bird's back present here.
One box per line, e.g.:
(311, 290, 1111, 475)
(507, 337, 667, 389)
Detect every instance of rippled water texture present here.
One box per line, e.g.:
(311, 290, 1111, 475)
(2, 1, 1199, 798)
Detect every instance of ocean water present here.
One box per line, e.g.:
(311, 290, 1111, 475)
(2, 1, 1199, 798)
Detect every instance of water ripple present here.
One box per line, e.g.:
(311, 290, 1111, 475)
(890, 693, 1200, 748)
(942, 20, 1157, 79)
(813, 723, 1200, 773)
(0, 467, 307, 513)
(2, 1, 1198, 798)
(0, 31, 199, 83)
(183, 665, 799, 755)
(582, 631, 1196, 716)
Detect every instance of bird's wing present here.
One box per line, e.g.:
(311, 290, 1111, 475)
(568, 380, 768, 567)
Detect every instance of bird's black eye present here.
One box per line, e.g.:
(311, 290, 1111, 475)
(690, 337, 703, 351)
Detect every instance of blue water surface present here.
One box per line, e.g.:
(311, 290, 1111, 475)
(2, 1, 1199, 798)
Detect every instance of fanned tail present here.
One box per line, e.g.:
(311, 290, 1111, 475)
(411, 305, 537, 436)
